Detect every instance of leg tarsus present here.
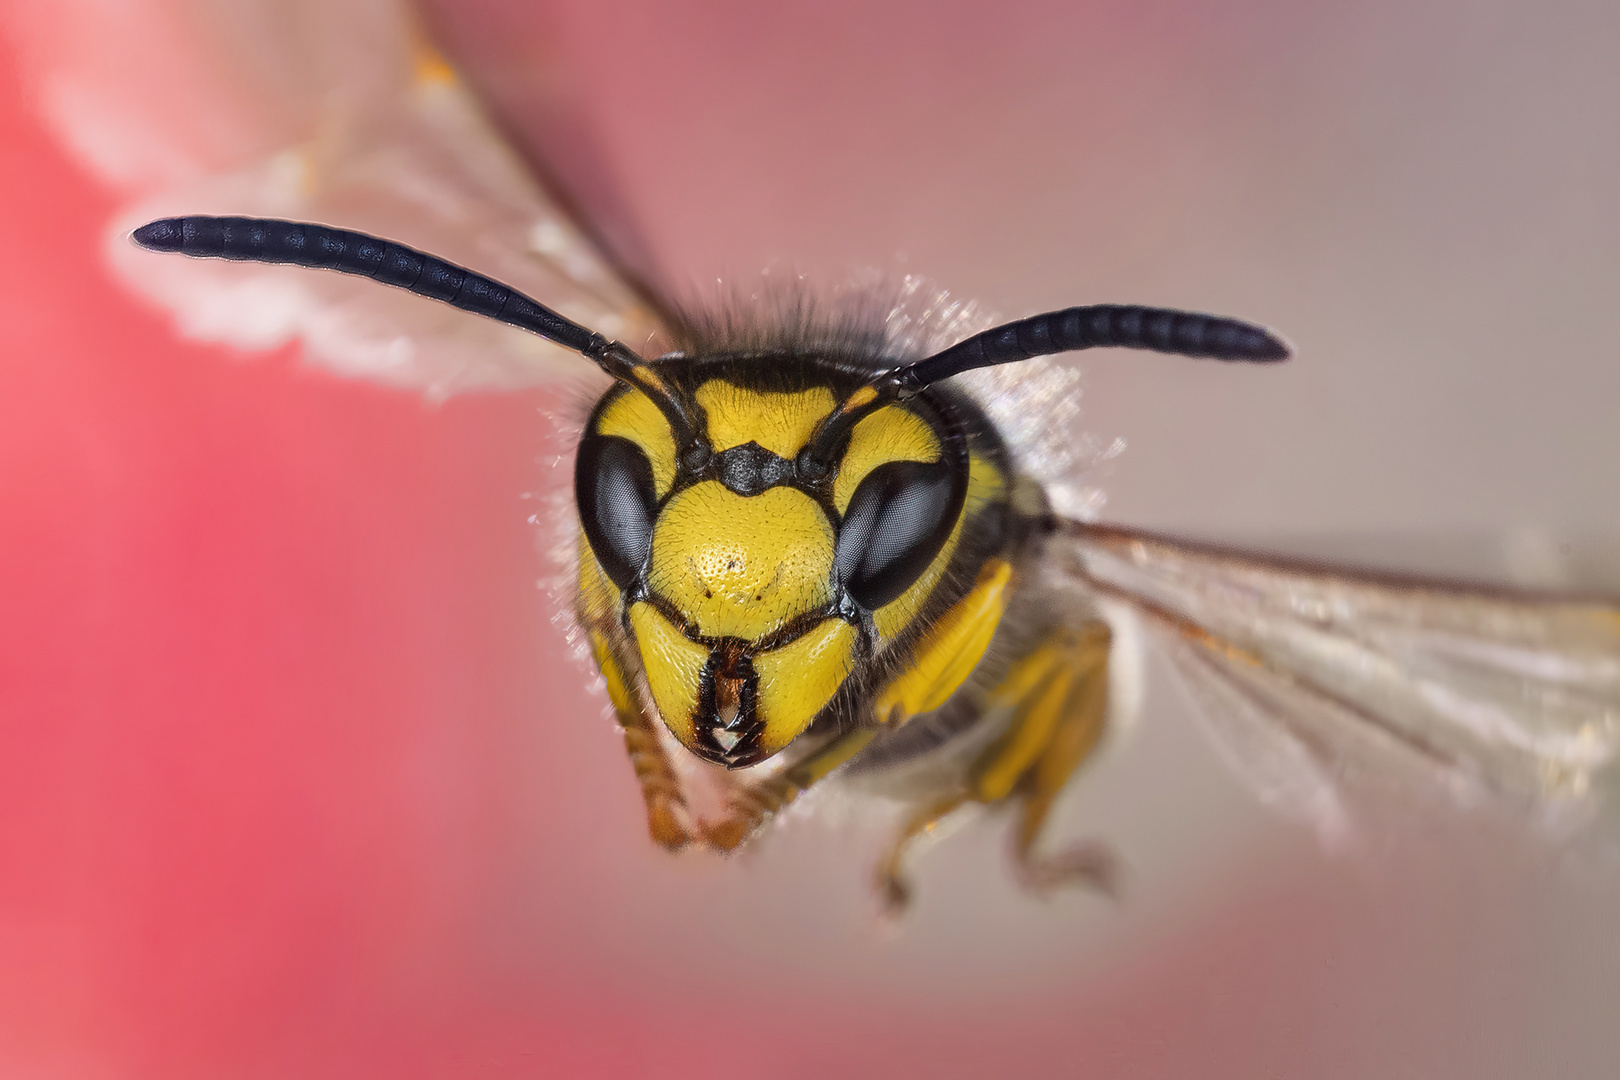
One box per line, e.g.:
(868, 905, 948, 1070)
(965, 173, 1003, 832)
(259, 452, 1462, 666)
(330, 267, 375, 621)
(1014, 834, 1123, 899)
(969, 618, 1118, 900)
(699, 730, 877, 853)
(646, 795, 694, 851)
(698, 770, 799, 851)
(621, 708, 694, 851)
(873, 790, 971, 916)
(698, 813, 754, 852)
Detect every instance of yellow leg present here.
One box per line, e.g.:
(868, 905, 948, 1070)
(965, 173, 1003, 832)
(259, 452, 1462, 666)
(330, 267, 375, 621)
(973, 621, 1119, 897)
(868, 620, 1118, 911)
(590, 630, 693, 851)
(699, 728, 878, 851)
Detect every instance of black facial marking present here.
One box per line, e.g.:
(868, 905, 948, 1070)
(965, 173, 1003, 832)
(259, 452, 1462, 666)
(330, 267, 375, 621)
(714, 441, 796, 496)
(693, 646, 765, 769)
(834, 459, 964, 611)
(575, 434, 658, 590)
(681, 437, 712, 473)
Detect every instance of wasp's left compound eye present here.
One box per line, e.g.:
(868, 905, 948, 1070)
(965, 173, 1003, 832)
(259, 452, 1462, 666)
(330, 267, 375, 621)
(834, 459, 962, 611)
(576, 435, 658, 590)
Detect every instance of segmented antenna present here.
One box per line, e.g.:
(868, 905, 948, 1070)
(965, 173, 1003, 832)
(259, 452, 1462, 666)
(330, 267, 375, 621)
(802, 304, 1291, 470)
(890, 304, 1290, 395)
(131, 215, 636, 368)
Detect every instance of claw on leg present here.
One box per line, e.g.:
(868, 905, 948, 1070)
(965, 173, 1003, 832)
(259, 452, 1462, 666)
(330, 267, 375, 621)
(873, 791, 971, 915)
(699, 770, 799, 850)
(1014, 833, 1122, 898)
(699, 730, 878, 852)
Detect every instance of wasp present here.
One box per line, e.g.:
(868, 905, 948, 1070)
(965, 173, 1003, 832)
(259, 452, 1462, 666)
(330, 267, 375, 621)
(98, 6, 1620, 908)
(129, 212, 1620, 907)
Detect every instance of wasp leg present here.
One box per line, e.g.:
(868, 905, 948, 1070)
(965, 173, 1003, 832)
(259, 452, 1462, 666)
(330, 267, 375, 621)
(589, 630, 693, 851)
(972, 621, 1120, 898)
(870, 621, 1117, 909)
(699, 728, 879, 851)
(872, 790, 972, 914)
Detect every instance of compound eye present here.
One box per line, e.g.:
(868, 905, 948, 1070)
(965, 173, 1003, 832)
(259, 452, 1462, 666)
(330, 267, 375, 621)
(834, 459, 962, 611)
(576, 435, 658, 590)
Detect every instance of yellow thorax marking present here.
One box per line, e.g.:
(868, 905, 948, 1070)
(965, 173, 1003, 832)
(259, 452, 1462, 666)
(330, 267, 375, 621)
(833, 405, 941, 513)
(841, 384, 880, 411)
(873, 558, 1015, 725)
(646, 481, 834, 641)
(630, 364, 671, 395)
(596, 387, 678, 496)
(695, 381, 837, 458)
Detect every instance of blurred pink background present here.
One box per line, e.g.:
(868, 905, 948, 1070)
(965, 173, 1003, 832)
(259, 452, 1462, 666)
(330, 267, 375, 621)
(2, 1, 1618, 1076)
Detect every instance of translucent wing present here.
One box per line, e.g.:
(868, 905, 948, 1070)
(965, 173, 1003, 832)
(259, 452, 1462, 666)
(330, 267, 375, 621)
(23, 0, 658, 397)
(1057, 522, 1620, 841)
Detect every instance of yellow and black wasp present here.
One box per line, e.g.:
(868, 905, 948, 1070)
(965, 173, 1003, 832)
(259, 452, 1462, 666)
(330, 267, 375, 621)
(89, 0, 1619, 907)
(130, 212, 1620, 908)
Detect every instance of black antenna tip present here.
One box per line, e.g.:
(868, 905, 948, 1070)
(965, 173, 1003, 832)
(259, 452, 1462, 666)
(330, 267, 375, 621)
(1252, 327, 1293, 362)
(132, 218, 184, 251)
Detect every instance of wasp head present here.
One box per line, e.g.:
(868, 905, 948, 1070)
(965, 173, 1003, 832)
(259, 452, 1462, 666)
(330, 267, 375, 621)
(575, 361, 967, 769)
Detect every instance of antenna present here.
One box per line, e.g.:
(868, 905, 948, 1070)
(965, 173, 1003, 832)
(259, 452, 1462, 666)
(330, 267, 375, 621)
(131, 216, 692, 433)
(890, 305, 1290, 395)
(802, 305, 1291, 471)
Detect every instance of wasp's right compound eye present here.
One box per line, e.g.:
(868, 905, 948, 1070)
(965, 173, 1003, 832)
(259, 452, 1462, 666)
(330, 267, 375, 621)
(576, 435, 658, 590)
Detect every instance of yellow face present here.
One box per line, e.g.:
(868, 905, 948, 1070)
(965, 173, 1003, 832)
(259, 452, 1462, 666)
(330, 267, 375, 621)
(634, 480, 852, 763)
(575, 370, 969, 768)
